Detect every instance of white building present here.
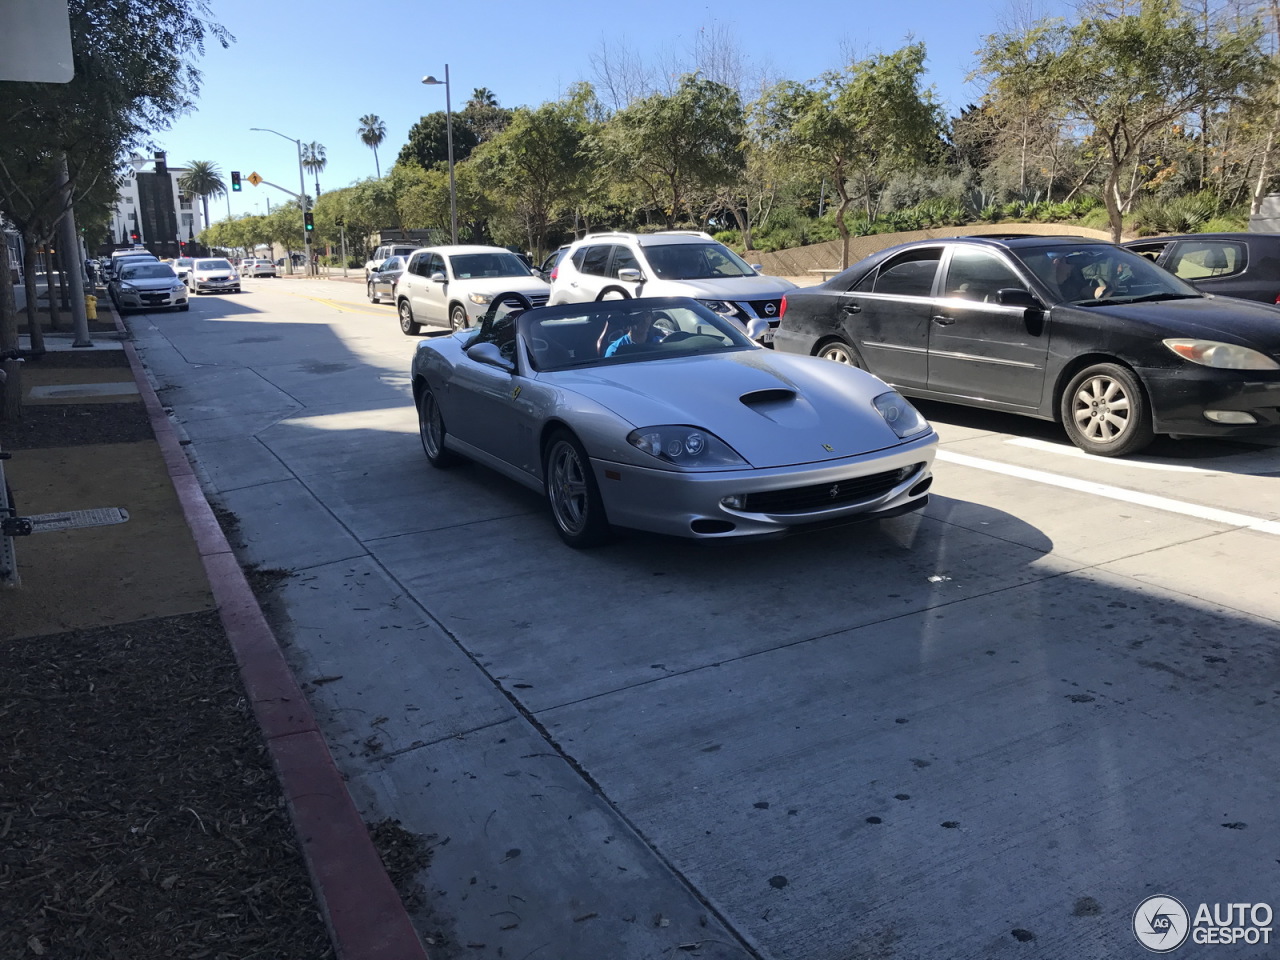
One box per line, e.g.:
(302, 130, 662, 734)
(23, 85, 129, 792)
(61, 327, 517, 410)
(106, 154, 205, 255)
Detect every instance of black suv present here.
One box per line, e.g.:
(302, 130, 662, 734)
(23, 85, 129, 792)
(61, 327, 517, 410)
(1124, 232, 1280, 304)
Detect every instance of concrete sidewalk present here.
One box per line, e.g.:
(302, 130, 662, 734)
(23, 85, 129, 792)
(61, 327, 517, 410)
(3, 305, 429, 960)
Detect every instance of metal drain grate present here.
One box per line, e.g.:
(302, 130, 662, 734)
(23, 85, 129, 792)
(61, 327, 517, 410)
(28, 507, 130, 533)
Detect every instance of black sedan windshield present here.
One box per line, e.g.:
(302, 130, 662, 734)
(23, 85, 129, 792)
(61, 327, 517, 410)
(645, 242, 756, 280)
(1015, 244, 1202, 305)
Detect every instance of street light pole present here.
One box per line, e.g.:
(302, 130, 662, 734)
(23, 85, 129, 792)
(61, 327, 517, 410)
(422, 66, 458, 245)
(250, 126, 312, 275)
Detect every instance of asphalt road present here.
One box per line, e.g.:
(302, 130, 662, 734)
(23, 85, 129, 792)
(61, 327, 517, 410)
(127, 276, 1280, 960)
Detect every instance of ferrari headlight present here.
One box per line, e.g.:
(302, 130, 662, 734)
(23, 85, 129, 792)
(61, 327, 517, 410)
(873, 391, 930, 438)
(698, 299, 736, 316)
(468, 293, 493, 305)
(627, 425, 747, 470)
(1163, 339, 1279, 370)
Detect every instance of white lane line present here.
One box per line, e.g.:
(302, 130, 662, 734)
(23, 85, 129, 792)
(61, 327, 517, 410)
(936, 449, 1280, 536)
(1006, 436, 1280, 475)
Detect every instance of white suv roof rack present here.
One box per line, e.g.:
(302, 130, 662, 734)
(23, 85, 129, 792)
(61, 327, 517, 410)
(580, 230, 715, 242)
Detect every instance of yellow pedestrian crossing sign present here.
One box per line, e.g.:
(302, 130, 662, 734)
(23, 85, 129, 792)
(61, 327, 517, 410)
(247, 171, 263, 186)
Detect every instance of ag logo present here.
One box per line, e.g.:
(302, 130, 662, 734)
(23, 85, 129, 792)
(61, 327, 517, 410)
(1134, 895, 1190, 952)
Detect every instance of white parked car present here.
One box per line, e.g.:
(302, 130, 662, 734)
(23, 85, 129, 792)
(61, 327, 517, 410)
(243, 259, 277, 278)
(395, 245, 550, 335)
(549, 231, 796, 342)
(187, 258, 241, 294)
(108, 260, 188, 313)
(364, 243, 417, 281)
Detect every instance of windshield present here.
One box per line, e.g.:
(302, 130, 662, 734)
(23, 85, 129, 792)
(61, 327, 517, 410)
(121, 263, 178, 280)
(644, 242, 756, 280)
(1015, 243, 1201, 305)
(196, 259, 233, 271)
(448, 252, 531, 279)
(175, 258, 192, 267)
(520, 299, 755, 372)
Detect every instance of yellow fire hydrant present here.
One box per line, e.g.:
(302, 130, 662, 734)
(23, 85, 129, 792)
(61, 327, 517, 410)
(85, 295, 97, 320)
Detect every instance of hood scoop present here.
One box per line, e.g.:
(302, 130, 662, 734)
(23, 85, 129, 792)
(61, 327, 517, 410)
(740, 388, 797, 409)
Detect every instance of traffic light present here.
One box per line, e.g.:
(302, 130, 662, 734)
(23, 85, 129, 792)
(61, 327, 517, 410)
(231, 171, 241, 192)
(304, 212, 314, 232)
(155, 151, 167, 176)
(130, 231, 139, 242)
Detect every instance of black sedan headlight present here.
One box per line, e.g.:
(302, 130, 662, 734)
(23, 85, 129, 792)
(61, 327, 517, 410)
(873, 391, 931, 438)
(627, 425, 747, 470)
(1163, 339, 1279, 370)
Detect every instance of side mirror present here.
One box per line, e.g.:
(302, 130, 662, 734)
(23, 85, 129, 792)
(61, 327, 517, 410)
(616, 267, 643, 283)
(996, 288, 1041, 309)
(431, 271, 447, 283)
(745, 318, 771, 341)
(466, 341, 515, 372)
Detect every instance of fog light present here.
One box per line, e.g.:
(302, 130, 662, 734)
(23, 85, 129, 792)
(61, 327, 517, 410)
(721, 494, 745, 510)
(1204, 410, 1258, 424)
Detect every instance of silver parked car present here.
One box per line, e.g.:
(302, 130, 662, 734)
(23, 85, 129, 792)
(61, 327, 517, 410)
(367, 255, 407, 304)
(187, 257, 241, 294)
(410, 295, 937, 547)
(108, 260, 188, 313)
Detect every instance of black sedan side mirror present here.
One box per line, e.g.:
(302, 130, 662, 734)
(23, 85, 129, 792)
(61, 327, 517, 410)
(996, 288, 1042, 309)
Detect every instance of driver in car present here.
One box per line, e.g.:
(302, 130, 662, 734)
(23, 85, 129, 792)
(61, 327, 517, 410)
(1048, 251, 1113, 302)
(604, 309, 666, 357)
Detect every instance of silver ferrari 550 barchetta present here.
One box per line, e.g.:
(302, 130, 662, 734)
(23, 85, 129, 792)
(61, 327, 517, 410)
(409, 295, 938, 547)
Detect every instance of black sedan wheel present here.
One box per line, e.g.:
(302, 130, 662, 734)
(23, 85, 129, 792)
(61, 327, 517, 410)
(816, 338, 863, 368)
(368, 282, 379, 304)
(449, 304, 469, 331)
(417, 384, 457, 467)
(1060, 362, 1154, 457)
(399, 299, 421, 335)
(544, 431, 611, 548)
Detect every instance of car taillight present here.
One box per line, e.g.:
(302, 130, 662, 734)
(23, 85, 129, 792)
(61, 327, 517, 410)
(1273, 292, 1280, 304)
(550, 267, 559, 281)
(779, 294, 787, 318)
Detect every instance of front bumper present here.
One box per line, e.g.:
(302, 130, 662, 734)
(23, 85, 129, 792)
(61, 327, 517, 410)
(118, 288, 188, 310)
(193, 276, 240, 292)
(1142, 366, 1280, 437)
(593, 432, 937, 539)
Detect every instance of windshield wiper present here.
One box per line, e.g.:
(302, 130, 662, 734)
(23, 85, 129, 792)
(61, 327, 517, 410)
(1077, 292, 1199, 307)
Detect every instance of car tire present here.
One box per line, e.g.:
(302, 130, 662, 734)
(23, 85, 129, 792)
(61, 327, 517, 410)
(417, 383, 459, 468)
(449, 304, 469, 331)
(816, 337, 864, 368)
(399, 299, 421, 335)
(368, 282, 379, 304)
(178, 304, 189, 312)
(543, 430, 611, 549)
(596, 287, 631, 301)
(1060, 362, 1154, 457)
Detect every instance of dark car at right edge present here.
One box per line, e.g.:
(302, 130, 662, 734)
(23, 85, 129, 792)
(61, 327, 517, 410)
(773, 235, 1280, 456)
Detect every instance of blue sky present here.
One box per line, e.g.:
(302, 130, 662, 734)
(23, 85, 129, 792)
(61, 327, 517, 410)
(156, 0, 1066, 220)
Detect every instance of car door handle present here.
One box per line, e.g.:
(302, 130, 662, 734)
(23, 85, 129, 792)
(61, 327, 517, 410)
(841, 303, 860, 314)
(931, 315, 955, 326)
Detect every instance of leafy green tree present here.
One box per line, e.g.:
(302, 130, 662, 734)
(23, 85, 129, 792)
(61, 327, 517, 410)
(604, 74, 745, 229)
(395, 162, 493, 241)
(473, 88, 599, 257)
(357, 115, 387, 177)
(755, 44, 942, 267)
(178, 160, 226, 228)
(977, 0, 1272, 240)
(396, 113, 479, 170)
(462, 89, 512, 143)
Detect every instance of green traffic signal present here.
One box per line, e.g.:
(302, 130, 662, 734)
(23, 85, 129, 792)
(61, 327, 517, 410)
(304, 212, 314, 232)
(231, 171, 242, 192)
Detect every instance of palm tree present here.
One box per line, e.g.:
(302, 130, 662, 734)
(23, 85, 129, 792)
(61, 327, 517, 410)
(469, 87, 498, 108)
(300, 142, 327, 197)
(178, 161, 226, 230)
(358, 115, 387, 178)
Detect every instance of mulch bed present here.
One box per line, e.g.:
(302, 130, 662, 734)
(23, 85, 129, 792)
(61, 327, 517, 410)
(0, 612, 336, 960)
(0, 404, 155, 450)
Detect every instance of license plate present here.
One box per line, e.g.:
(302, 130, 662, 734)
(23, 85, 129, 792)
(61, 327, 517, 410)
(761, 329, 776, 343)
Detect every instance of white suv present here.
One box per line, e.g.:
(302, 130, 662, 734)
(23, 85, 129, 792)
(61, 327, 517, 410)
(395, 245, 550, 335)
(548, 231, 796, 340)
(364, 243, 417, 281)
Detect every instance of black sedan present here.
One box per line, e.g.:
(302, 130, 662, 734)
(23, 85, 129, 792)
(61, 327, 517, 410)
(1123, 232, 1280, 304)
(774, 235, 1280, 456)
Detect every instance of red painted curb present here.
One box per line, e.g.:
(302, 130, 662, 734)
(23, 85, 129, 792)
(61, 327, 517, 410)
(110, 306, 429, 960)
